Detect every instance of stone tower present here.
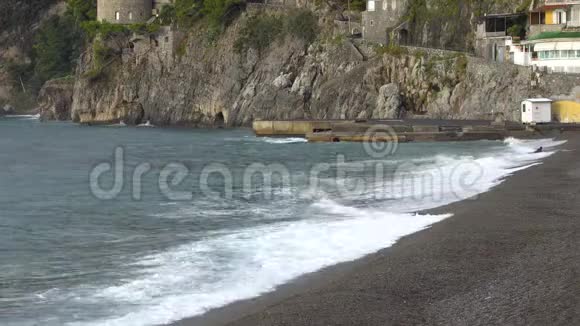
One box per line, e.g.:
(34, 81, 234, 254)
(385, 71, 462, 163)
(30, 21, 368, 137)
(97, 0, 153, 24)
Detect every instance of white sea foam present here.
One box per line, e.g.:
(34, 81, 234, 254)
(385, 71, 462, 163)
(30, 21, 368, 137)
(70, 137, 564, 326)
(137, 121, 154, 128)
(73, 208, 450, 326)
(259, 137, 308, 144)
(4, 114, 40, 119)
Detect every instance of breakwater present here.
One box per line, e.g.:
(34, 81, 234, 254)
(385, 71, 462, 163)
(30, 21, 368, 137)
(252, 119, 575, 143)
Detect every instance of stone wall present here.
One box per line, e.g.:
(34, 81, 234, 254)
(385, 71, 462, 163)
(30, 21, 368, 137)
(97, 0, 152, 24)
(529, 24, 565, 38)
(362, 0, 407, 44)
(334, 20, 362, 36)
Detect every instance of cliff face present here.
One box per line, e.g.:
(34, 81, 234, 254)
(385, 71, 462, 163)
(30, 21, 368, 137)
(69, 8, 576, 127)
(71, 17, 371, 126)
(72, 17, 568, 127)
(405, 0, 531, 51)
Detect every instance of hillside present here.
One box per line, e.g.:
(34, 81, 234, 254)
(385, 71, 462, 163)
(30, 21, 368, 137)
(0, 0, 66, 110)
(5, 0, 578, 123)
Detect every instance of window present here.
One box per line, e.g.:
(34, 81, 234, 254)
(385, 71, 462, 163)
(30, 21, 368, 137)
(539, 51, 546, 60)
(115, 11, 120, 20)
(561, 50, 569, 59)
(382, 0, 388, 11)
(522, 104, 526, 113)
(392, 0, 396, 10)
(129, 11, 133, 20)
(555, 10, 566, 25)
(368, 0, 375, 11)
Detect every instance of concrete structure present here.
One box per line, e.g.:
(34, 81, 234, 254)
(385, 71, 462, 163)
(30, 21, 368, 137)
(97, 0, 152, 24)
(521, 98, 553, 123)
(523, 32, 580, 73)
(552, 100, 580, 122)
(521, 1, 580, 73)
(529, 1, 580, 38)
(97, 0, 174, 24)
(362, 0, 407, 44)
(252, 119, 541, 143)
(475, 13, 527, 63)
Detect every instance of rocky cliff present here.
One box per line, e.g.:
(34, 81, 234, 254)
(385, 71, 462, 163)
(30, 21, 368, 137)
(38, 78, 74, 121)
(404, 0, 532, 51)
(67, 8, 579, 127)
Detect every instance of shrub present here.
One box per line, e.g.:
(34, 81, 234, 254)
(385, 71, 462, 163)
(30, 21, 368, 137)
(455, 54, 468, 77)
(83, 38, 113, 80)
(158, 4, 177, 25)
(507, 24, 523, 37)
(81, 20, 129, 39)
(235, 10, 319, 55)
(203, 0, 245, 42)
(235, 15, 284, 55)
(374, 44, 408, 57)
(174, 0, 203, 28)
(286, 10, 319, 44)
(328, 34, 346, 47)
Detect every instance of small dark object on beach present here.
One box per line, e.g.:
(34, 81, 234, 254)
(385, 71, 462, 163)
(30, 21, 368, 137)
(533, 147, 543, 153)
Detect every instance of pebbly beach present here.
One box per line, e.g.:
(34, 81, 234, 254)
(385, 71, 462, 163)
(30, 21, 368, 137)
(175, 132, 580, 326)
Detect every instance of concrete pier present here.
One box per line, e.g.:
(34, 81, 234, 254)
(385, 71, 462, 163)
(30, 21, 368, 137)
(252, 119, 539, 143)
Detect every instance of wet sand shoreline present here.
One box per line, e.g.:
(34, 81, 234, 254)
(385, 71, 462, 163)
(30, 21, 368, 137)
(173, 132, 580, 326)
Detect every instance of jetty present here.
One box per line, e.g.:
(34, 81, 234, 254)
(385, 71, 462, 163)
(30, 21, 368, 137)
(252, 119, 572, 143)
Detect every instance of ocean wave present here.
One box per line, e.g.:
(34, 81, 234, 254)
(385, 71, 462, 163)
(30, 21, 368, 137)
(72, 205, 450, 326)
(66, 137, 564, 326)
(257, 137, 308, 144)
(3, 114, 40, 120)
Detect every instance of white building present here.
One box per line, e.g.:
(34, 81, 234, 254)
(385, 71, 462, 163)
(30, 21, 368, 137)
(527, 38, 580, 73)
(521, 98, 553, 124)
(521, 2, 580, 73)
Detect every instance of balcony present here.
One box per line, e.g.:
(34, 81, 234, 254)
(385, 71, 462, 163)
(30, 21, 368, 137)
(529, 23, 566, 38)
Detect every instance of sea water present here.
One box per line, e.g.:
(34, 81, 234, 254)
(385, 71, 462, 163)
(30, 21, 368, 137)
(0, 117, 564, 326)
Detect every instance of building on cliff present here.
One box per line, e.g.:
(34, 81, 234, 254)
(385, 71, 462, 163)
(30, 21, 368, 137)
(475, 1, 580, 74)
(522, 0, 580, 74)
(475, 13, 529, 64)
(361, 0, 408, 44)
(97, 0, 183, 58)
(97, 0, 173, 24)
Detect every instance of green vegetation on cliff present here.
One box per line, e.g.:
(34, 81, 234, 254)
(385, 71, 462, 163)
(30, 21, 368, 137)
(235, 10, 319, 55)
(6, 0, 96, 97)
(404, 0, 530, 51)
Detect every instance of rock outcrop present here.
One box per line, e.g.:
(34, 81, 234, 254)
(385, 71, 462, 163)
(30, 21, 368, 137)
(38, 78, 74, 121)
(1, 104, 15, 115)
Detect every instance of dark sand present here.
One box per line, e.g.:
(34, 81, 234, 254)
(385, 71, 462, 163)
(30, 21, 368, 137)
(174, 133, 580, 326)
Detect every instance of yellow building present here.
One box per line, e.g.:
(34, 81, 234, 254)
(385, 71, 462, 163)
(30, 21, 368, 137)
(552, 100, 580, 123)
